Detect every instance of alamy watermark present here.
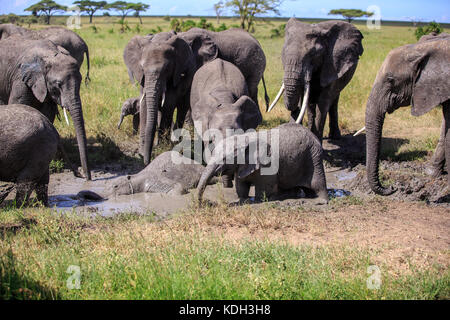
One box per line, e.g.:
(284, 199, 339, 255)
(367, 265, 382, 290)
(66, 265, 81, 289)
(66, 6, 81, 30)
(367, 5, 382, 30)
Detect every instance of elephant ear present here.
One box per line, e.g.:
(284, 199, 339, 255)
(237, 134, 271, 179)
(233, 96, 263, 131)
(123, 35, 153, 85)
(411, 42, 450, 116)
(190, 33, 219, 68)
(319, 22, 364, 88)
(20, 57, 47, 103)
(169, 35, 196, 87)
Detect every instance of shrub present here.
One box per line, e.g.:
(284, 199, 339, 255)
(163, 15, 170, 22)
(215, 23, 228, 32)
(150, 26, 162, 34)
(270, 23, 286, 38)
(415, 21, 442, 40)
(170, 18, 181, 32)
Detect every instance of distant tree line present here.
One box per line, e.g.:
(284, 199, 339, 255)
(20, 0, 150, 25)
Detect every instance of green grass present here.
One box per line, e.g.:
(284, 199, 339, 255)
(1, 208, 448, 300)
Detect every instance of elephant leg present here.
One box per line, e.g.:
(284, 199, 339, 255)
(235, 175, 250, 201)
(175, 95, 190, 130)
(159, 104, 176, 142)
(314, 97, 333, 142)
(0, 184, 14, 205)
(184, 108, 194, 127)
(426, 118, 446, 177)
(443, 102, 450, 188)
(132, 114, 140, 135)
(328, 95, 341, 140)
(15, 182, 33, 207)
(35, 171, 50, 206)
(222, 173, 234, 188)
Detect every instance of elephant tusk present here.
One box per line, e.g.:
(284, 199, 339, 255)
(353, 126, 366, 136)
(295, 82, 310, 125)
(63, 107, 70, 125)
(161, 91, 165, 108)
(139, 93, 145, 108)
(267, 83, 284, 113)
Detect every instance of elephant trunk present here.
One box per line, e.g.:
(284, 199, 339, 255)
(197, 163, 222, 201)
(143, 76, 163, 165)
(283, 74, 302, 112)
(365, 93, 395, 195)
(68, 97, 91, 180)
(117, 113, 125, 129)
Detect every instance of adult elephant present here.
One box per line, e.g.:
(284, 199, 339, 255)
(0, 24, 91, 84)
(0, 38, 91, 180)
(365, 36, 450, 195)
(123, 28, 269, 165)
(268, 18, 363, 141)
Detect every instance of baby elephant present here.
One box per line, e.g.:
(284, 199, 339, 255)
(117, 97, 140, 135)
(190, 58, 262, 141)
(107, 151, 209, 196)
(197, 123, 329, 203)
(0, 104, 59, 206)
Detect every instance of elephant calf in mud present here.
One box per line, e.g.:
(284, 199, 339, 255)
(117, 97, 140, 135)
(0, 105, 59, 206)
(79, 151, 215, 200)
(197, 123, 329, 203)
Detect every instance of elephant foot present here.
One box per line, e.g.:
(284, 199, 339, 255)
(329, 129, 341, 140)
(222, 175, 234, 188)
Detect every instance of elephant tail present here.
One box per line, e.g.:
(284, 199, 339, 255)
(84, 47, 91, 85)
(262, 75, 270, 112)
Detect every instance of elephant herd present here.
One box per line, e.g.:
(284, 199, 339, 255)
(0, 19, 449, 208)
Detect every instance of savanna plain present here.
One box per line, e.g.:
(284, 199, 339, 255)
(0, 16, 449, 300)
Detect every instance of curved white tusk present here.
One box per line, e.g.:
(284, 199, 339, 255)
(267, 83, 284, 113)
(139, 92, 145, 108)
(63, 107, 70, 125)
(161, 91, 165, 108)
(353, 126, 366, 136)
(295, 82, 310, 124)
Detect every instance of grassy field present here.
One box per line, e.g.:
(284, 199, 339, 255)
(0, 16, 449, 300)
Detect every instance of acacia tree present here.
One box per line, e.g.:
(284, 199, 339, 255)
(328, 9, 373, 23)
(214, 1, 224, 24)
(131, 2, 150, 24)
(24, 0, 67, 25)
(224, 0, 283, 32)
(73, 1, 107, 23)
(105, 1, 135, 20)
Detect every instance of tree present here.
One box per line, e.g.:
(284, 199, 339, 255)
(415, 21, 442, 40)
(73, 1, 107, 23)
(214, 1, 224, 24)
(24, 0, 67, 25)
(224, 0, 283, 32)
(105, 1, 135, 20)
(130, 2, 150, 24)
(328, 9, 373, 23)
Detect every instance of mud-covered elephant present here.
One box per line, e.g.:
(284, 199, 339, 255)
(0, 104, 59, 206)
(268, 18, 363, 141)
(0, 24, 91, 83)
(117, 97, 140, 135)
(0, 38, 91, 180)
(365, 36, 450, 195)
(197, 123, 328, 203)
(123, 28, 268, 166)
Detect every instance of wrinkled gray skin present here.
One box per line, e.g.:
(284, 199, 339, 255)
(123, 28, 268, 166)
(105, 151, 212, 196)
(282, 18, 363, 141)
(117, 97, 140, 135)
(0, 24, 91, 84)
(197, 123, 328, 203)
(0, 38, 91, 180)
(419, 33, 450, 177)
(0, 105, 59, 206)
(190, 59, 263, 187)
(365, 36, 450, 195)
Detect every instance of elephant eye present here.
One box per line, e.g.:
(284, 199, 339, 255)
(180, 73, 186, 78)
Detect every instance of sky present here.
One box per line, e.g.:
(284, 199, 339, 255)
(1, 0, 449, 23)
